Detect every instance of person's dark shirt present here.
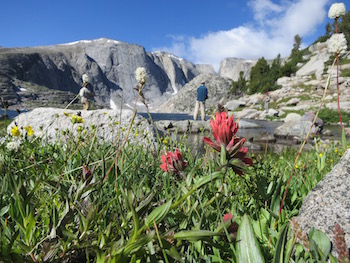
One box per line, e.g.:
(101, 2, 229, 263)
(197, 85, 208, 102)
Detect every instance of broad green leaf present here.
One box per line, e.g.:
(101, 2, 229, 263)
(272, 223, 289, 263)
(166, 245, 184, 263)
(309, 227, 331, 261)
(122, 232, 155, 255)
(194, 171, 222, 189)
(236, 214, 265, 263)
(174, 230, 219, 242)
(145, 199, 172, 227)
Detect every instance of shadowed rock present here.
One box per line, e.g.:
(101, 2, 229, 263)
(295, 148, 350, 257)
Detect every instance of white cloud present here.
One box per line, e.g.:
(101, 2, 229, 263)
(153, 0, 330, 71)
(248, 0, 285, 25)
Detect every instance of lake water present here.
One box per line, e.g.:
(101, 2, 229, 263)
(138, 112, 283, 139)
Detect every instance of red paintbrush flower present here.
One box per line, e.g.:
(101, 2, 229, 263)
(223, 212, 239, 236)
(82, 165, 93, 183)
(223, 212, 233, 222)
(160, 148, 188, 174)
(204, 112, 252, 175)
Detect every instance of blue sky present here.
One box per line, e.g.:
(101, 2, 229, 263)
(1, 0, 347, 70)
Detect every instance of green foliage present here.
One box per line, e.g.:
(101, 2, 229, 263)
(230, 71, 248, 95)
(340, 67, 350, 77)
(249, 57, 281, 94)
(236, 214, 265, 263)
(339, 9, 350, 48)
(0, 118, 12, 137)
(0, 116, 346, 262)
(318, 108, 350, 124)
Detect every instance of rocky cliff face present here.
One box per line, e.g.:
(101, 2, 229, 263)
(0, 38, 202, 110)
(218, 58, 257, 81)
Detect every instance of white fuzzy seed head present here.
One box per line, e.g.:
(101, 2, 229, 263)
(328, 33, 348, 55)
(328, 2, 346, 19)
(135, 67, 147, 85)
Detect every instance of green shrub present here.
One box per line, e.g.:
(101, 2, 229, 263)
(319, 108, 350, 124)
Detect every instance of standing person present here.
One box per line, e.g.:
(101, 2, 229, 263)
(264, 91, 270, 113)
(79, 74, 94, 110)
(193, 81, 208, 121)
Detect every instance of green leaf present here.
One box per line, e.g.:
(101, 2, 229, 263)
(166, 245, 184, 263)
(122, 232, 155, 255)
(341, 127, 347, 150)
(272, 223, 290, 263)
(174, 230, 220, 242)
(194, 171, 222, 189)
(24, 213, 36, 243)
(236, 214, 265, 263)
(220, 144, 227, 166)
(0, 206, 9, 217)
(309, 227, 331, 261)
(145, 199, 172, 228)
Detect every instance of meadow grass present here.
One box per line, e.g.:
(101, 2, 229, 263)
(0, 115, 346, 262)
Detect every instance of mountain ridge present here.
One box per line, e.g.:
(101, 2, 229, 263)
(1, 37, 349, 115)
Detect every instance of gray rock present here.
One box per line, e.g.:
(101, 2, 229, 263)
(274, 120, 319, 140)
(326, 102, 350, 112)
(259, 109, 279, 119)
(295, 148, 350, 257)
(225, 99, 246, 111)
(286, 98, 300, 106)
(296, 41, 329, 79)
(250, 132, 276, 143)
(234, 109, 259, 119)
(195, 64, 216, 75)
(7, 107, 156, 145)
(218, 58, 256, 81)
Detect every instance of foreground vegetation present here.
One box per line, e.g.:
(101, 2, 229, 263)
(0, 110, 348, 262)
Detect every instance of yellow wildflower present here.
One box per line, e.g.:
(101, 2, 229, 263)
(71, 114, 84, 124)
(63, 111, 71, 117)
(24, 126, 34, 136)
(77, 125, 83, 133)
(10, 125, 20, 137)
(319, 153, 323, 157)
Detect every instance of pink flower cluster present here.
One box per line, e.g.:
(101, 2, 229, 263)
(160, 148, 188, 174)
(204, 112, 252, 175)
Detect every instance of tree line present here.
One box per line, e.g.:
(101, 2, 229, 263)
(230, 9, 350, 96)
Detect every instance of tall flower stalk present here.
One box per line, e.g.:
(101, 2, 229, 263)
(276, 2, 347, 233)
(328, 2, 347, 131)
(103, 67, 147, 184)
